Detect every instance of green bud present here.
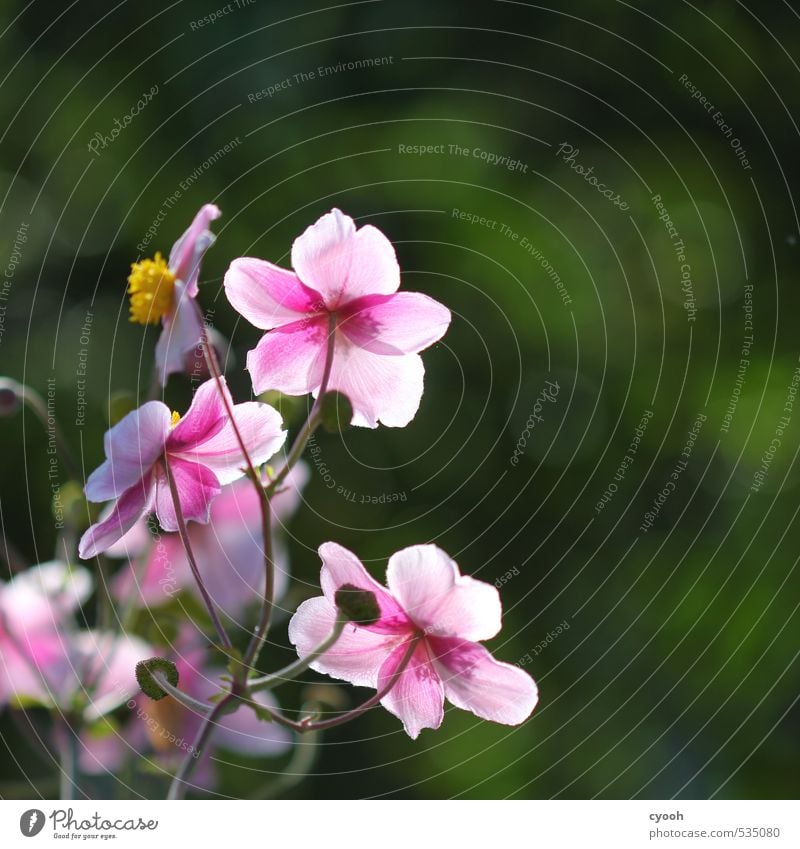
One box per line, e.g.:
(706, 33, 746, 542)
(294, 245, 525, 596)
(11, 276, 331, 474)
(334, 583, 381, 626)
(136, 658, 179, 701)
(320, 390, 353, 433)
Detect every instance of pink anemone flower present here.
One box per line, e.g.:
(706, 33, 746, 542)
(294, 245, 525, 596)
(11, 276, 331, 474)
(127, 203, 220, 385)
(108, 462, 309, 625)
(289, 543, 538, 739)
(224, 208, 451, 428)
(0, 561, 150, 718)
(78, 378, 286, 560)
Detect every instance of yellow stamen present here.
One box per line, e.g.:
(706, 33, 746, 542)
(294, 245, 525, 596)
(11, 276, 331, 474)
(170, 410, 181, 427)
(127, 252, 176, 325)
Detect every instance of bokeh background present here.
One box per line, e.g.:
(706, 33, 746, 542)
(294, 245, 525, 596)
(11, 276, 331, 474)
(1, 0, 799, 799)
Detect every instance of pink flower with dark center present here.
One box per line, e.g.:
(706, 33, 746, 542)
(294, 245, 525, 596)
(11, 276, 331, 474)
(289, 543, 538, 739)
(78, 378, 286, 560)
(0, 561, 150, 718)
(127, 204, 220, 385)
(224, 208, 451, 428)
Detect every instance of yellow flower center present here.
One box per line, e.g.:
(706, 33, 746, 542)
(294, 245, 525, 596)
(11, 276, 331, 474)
(170, 410, 181, 427)
(127, 252, 176, 325)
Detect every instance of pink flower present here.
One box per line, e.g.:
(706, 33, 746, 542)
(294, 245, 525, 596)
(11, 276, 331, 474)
(224, 208, 451, 428)
(78, 378, 286, 560)
(127, 204, 220, 385)
(109, 462, 309, 625)
(288, 543, 538, 739)
(0, 562, 150, 718)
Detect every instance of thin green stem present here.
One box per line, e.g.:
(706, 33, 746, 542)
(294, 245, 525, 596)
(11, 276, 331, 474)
(151, 671, 215, 714)
(245, 635, 420, 732)
(167, 694, 234, 800)
(161, 455, 232, 650)
(248, 617, 347, 693)
(58, 719, 78, 801)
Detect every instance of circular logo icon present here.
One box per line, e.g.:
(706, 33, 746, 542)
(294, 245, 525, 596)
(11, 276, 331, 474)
(19, 809, 45, 837)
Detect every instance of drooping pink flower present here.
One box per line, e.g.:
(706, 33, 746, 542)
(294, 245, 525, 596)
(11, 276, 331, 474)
(109, 462, 309, 625)
(127, 204, 220, 385)
(78, 378, 286, 560)
(288, 543, 538, 739)
(224, 209, 451, 428)
(0, 561, 150, 718)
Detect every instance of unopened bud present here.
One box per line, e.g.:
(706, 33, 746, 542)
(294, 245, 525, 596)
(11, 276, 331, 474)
(136, 658, 179, 701)
(334, 583, 381, 626)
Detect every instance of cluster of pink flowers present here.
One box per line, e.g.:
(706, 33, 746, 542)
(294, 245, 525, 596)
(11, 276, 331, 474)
(2, 204, 537, 798)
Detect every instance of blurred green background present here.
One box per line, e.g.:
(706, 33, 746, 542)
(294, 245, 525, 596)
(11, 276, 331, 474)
(1, 0, 799, 799)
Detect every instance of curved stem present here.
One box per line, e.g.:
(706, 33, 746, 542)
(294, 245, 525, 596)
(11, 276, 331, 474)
(151, 671, 215, 714)
(167, 693, 234, 800)
(249, 617, 347, 693)
(161, 455, 232, 650)
(246, 635, 420, 732)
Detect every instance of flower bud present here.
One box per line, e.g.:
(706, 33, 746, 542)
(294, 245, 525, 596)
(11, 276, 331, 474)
(334, 583, 381, 626)
(136, 658, 179, 701)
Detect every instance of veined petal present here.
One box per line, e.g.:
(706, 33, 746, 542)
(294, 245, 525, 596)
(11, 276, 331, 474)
(85, 403, 170, 502)
(318, 542, 409, 633)
(168, 203, 221, 297)
(288, 596, 399, 687)
(224, 257, 321, 329)
(428, 637, 538, 726)
(155, 280, 205, 386)
(386, 545, 501, 641)
(245, 316, 328, 396)
(78, 475, 155, 560)
(323, 337, 425, 428)
(339, 292, 451, 355)
(378, 640, 444, 740)
(291, 209, 400, 307)
(168, 378, 229, 452)
(153, 460, 221, 531)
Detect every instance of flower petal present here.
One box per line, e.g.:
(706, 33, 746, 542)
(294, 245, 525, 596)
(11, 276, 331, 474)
(288, 596, 400, 687)
(2, 561, 93, 632)
(168, 203, 221, 297)
(291, 209, 399, 307)
(84, 403, 170, 502)
(324, 338, 425, 428)
(386, 545, 501, 641)
(224, 257, 321, 329)
(79, 475, 155, 560)
(318, 542, 409, 633)
(155, 280, 205, 386)
(428, 637, 538, 726)
(339, 292, 451, 355)
(378, 640, 444, 739)
(245, 316, 328, 396)
(153, 460, 221, 531)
